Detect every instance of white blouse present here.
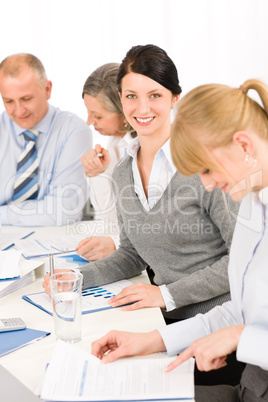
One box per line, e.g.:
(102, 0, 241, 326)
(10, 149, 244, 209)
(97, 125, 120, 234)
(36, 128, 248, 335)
(158, 187, 268, 370)
(87, 132, 134, 224)
(125, 137, 177, 211)
(123, 137, 177, 311)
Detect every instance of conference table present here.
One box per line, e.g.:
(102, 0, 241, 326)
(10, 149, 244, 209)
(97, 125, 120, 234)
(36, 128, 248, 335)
(0, 221, 170, 399)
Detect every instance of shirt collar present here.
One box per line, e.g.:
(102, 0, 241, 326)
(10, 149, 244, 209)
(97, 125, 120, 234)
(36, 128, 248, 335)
(125, 136, 140, 160)
(255, 186, 268, 206)
(123, 131, 135, 144)
(161, 138, 177, 175)
(122, 137, 177, 173)
(13, 104, 54, 136)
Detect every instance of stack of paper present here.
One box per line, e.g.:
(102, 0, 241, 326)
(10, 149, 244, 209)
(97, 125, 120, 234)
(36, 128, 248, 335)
(0, 272, 33, 299)
(0, 250, 21, 280)
(41, 340, 195, 401)
(0, 255, 44, 299)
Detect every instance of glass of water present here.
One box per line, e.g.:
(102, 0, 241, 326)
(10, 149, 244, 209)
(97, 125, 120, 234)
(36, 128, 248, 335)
(50, 271, 83, 343)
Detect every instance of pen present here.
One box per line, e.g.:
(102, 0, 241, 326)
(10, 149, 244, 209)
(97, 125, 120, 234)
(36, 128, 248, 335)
(24, 249, 76, 259)
(95, 153, 103, 157)
(49, 254, 54, 276)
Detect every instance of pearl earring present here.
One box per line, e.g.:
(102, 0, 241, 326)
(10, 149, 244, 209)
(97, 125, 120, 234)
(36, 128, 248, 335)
(244, 154, 257, 169)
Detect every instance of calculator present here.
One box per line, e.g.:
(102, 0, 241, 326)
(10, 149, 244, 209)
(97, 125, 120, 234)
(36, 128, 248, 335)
(0, 318, 26, 332)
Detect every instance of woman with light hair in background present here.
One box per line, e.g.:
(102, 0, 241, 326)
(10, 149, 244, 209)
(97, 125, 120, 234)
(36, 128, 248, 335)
(91, 78, 268, 401)
(76, 63, 136, 261)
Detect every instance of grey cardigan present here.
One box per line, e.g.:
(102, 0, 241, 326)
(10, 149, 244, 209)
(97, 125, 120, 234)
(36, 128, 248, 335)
(81, 157, 239, 319)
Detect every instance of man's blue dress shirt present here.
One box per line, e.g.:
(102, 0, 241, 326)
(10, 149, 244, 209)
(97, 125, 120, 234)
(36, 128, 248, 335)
(0, 105, 92, 226)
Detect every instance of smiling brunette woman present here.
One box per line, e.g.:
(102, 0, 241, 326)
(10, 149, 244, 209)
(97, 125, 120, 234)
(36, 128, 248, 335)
(75, 44, 238, 322)
(43, 46, 240, 386)
(43, 44, 242, 384)
(44, 44, 238, 322)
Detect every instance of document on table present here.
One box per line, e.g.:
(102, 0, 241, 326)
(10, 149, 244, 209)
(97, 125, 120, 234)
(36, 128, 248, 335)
(14, 238, 66, 258)
(23, 279, 134, 315)
(14, 235, 85, 258)
(1, 229, 35, 250)
(45, 235, 85, 252)
(40, 254, 88, 275)
(41, 340, 195, 401)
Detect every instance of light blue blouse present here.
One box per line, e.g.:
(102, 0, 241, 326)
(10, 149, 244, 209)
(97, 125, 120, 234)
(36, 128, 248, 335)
(158, 188, 268, 370)
(0, 106, 92, 226)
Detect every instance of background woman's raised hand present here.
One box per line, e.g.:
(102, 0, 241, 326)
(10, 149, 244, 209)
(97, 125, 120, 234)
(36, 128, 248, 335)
(81, 144, 111, 177)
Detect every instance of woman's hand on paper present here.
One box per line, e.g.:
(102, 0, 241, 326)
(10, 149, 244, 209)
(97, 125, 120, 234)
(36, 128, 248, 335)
(165, 325, 246, 373)
(108, 283, 166, 310)
(42, 269, 74, 297)
(76, 236, 116, 261)
(81, 144, 111, 177)
(91, 329, 166, 363)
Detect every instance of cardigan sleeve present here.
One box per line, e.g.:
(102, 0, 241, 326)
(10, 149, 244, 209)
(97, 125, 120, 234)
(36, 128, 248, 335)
(166, 187, 239, 310)
(80, 195, 147, 289)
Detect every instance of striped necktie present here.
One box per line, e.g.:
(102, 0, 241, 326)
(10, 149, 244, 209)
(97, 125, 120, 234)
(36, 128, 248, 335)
(12, 129, 39, 203)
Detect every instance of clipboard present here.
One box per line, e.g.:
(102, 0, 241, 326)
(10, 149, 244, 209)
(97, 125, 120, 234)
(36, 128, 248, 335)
(0, 327, 50, 357)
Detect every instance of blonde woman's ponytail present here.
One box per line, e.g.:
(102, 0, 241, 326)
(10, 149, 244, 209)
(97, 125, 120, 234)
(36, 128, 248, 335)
(241, 79, 268, 116)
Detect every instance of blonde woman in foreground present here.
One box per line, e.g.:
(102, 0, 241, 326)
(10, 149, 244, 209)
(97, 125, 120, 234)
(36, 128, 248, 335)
(91, 79, 268, 401)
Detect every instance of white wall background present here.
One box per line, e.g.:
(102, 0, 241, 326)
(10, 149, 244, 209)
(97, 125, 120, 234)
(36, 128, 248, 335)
(1, 0, 268, 124)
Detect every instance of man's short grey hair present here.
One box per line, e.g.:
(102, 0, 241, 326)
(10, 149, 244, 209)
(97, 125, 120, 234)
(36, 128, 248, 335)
(0, 53, 48, 86)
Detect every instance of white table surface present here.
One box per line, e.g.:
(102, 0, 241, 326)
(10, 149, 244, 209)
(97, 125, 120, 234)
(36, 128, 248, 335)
(0, 222, 167, 397)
